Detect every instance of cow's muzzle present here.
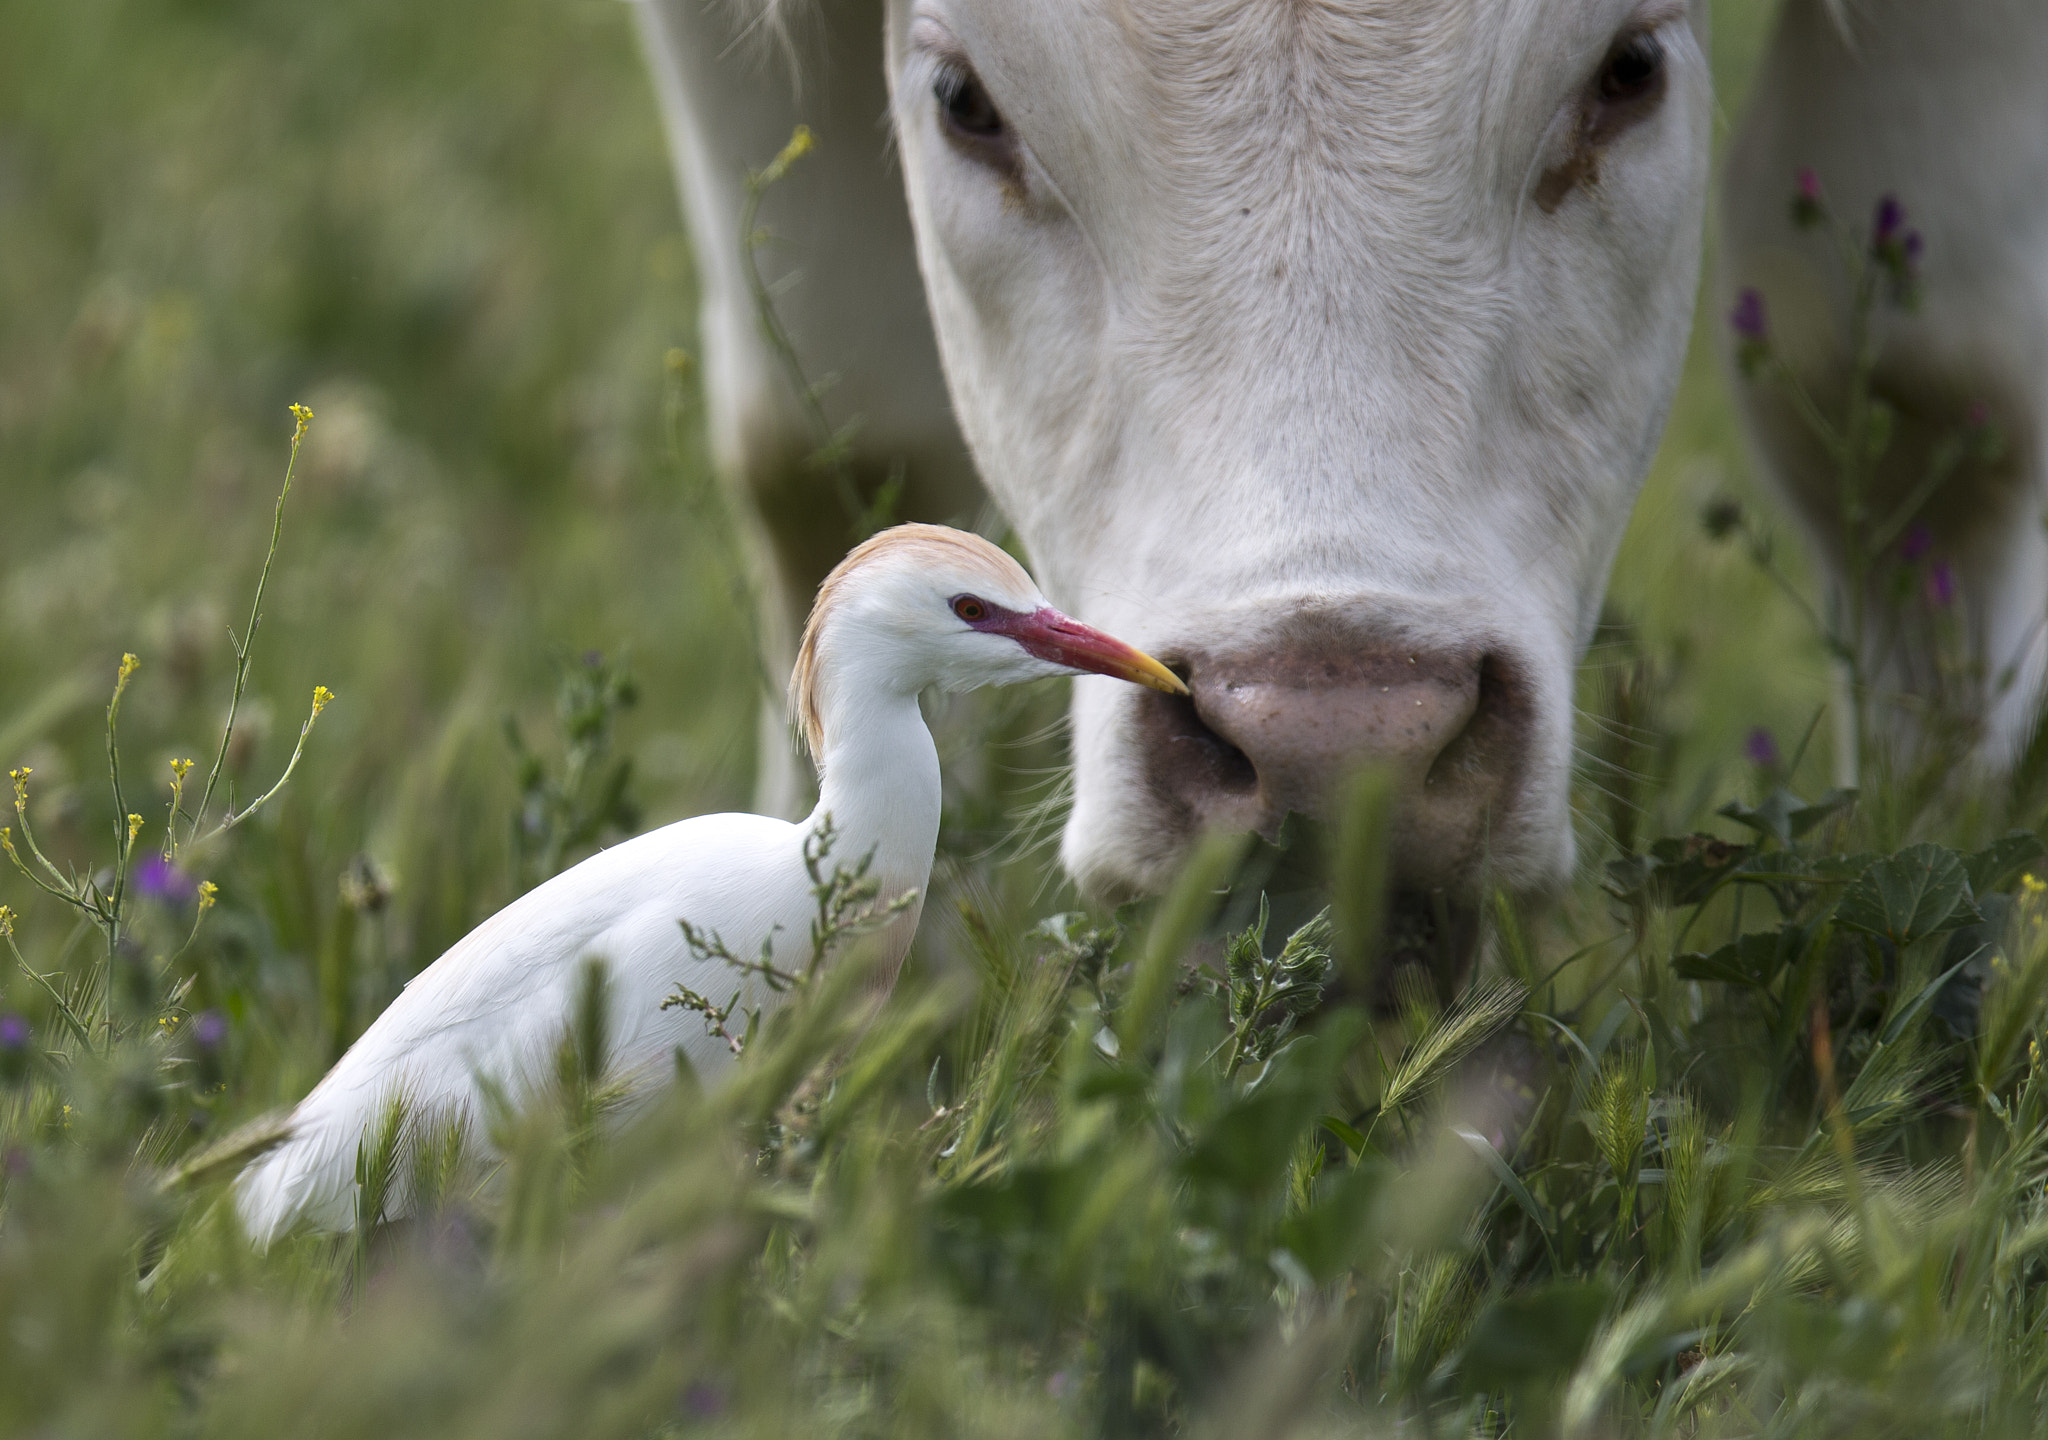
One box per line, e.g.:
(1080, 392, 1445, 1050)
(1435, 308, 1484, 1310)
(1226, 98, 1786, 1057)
(1133, 620, 1535, 997)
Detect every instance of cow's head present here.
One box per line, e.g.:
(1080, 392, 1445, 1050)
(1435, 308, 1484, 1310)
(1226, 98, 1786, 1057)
(886, 0, 1710, 924)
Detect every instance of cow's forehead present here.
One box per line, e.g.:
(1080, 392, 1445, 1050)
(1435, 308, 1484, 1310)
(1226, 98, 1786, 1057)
(936, 0, 1692, 257)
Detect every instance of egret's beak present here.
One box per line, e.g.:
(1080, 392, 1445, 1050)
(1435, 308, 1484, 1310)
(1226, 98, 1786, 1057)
(1005, 607, 1189, 696)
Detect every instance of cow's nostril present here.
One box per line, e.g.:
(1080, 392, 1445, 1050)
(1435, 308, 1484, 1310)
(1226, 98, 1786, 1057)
(1137, 687, 1259, 801)
(1132, 627, 1531, 893)
(1187, 644, 1484, 818)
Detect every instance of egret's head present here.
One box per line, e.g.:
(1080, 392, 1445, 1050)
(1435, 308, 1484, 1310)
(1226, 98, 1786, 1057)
(792, 523, 1185, 757)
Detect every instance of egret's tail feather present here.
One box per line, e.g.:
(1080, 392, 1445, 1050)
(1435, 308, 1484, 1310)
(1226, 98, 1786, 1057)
(231, 1085, 422, 1248)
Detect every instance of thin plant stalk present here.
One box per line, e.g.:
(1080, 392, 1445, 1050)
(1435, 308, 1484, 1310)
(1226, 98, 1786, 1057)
(186, 403, 313, 844)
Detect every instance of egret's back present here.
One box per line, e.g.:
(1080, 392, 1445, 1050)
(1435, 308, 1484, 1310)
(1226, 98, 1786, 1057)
(234, 811, 810, 1245)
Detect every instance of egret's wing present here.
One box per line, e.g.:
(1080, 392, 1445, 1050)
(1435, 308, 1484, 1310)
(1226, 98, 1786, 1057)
(233, 812, 807, 1244)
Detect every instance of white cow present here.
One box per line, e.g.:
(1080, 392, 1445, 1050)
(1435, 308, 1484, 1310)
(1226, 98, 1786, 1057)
(632, 0, 2043, 964)
(1721, 0, 2048, 770)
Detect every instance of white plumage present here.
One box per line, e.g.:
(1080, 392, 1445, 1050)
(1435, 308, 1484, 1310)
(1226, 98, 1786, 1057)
(233, 524, 1183, 1244)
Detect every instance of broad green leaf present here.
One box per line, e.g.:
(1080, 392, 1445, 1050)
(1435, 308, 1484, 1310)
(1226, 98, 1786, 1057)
(1602, 851, 1655, 903)
(1965, 831, 2046, 895)
(1459, 1278, 1613, 1390)
(1717, 790, 1800, 844)
(1787, 788, 1859, 838)
(1810, 851, 1881, 883)
(1673, 924, 1803, 988)
(1182, 1016, 1361, 1196)
(1716, 787, 1857, 845)
(1613, 834, 1756, 908)
(1835, 843, 1982, 946)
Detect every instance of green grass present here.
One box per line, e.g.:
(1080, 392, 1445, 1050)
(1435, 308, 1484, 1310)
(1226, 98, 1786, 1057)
(10, 1, 2048, 1435)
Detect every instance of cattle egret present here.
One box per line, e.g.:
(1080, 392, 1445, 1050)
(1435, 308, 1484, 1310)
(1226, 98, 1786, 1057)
(233, 524, 1185, 1244)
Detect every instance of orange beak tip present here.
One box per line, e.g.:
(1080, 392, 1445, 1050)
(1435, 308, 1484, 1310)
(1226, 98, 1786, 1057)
(1011, 607, 1190, 697)
(1143, 662, 1191, 697)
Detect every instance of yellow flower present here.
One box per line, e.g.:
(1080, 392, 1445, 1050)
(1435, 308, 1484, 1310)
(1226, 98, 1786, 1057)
(170, 758, 194, 781)
(118, 652, 140, 684)
(127, 813, 144, 844)
(311, 684, 334, 717)
(8, 767, 30, 805)
(759, 125, 815, 186)
(0, 904, 14, 937)
(289, 402, 314, 442)
(197, 879, 219, 913)
(2024, 873, 2046, 896)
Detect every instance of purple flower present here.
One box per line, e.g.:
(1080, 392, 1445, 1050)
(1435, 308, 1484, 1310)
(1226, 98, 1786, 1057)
(134, 856, 197, 905)
(1869, 195, 1923, 302)
(0, 1014, 28, 1050)
(1900, 522, 1934, 563)
(1729, 288, 1769, 342)
(1744, 727, 1781, 769)
(191, 1010, 228, 1048)
(1790, 167, 1826, 228)
(1927, 561, 1957, 609)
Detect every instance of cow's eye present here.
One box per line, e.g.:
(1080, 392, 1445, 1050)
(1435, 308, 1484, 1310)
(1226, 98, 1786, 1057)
(934, 63, 1022, 183)
(952, 595, 989, 623)
(1598, 32, 1664, 106)
(937, 67, 1002, 137)
(1535, 23, 1672, 210)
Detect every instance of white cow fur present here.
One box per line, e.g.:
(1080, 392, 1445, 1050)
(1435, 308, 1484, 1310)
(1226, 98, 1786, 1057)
(635, 0, 2047, 901)
(632, 0, 982, 817)
(1721, 0, 2048, 765)
(885, 0, 1709, 897)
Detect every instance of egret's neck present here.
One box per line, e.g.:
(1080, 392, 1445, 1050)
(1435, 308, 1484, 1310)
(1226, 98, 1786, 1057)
(806, 686, 942, 902)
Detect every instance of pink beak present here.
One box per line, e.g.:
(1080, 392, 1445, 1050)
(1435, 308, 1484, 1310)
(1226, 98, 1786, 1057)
(992, 607, 1189, 696)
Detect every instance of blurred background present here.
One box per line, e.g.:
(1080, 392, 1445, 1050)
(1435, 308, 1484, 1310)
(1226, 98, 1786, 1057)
(0, 0, 1811, 1095)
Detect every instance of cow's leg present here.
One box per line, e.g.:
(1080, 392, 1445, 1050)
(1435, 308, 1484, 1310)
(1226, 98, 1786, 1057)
(633, 0, 981, 814)
(1722, 0, 2048, 771)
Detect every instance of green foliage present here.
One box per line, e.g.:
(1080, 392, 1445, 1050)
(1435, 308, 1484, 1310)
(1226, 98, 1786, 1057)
(505, 652, 642, 890)
(661, 813, 921, 1057)
(7, 2, 2048, 1436)
(1211, 896, 1333, 1077)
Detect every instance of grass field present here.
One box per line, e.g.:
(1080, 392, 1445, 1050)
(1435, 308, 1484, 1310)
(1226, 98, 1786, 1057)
(9, 2, 2048, 1435)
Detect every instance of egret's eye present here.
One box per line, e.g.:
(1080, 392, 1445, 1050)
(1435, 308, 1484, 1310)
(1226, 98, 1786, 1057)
(952, 595, 989, 623)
